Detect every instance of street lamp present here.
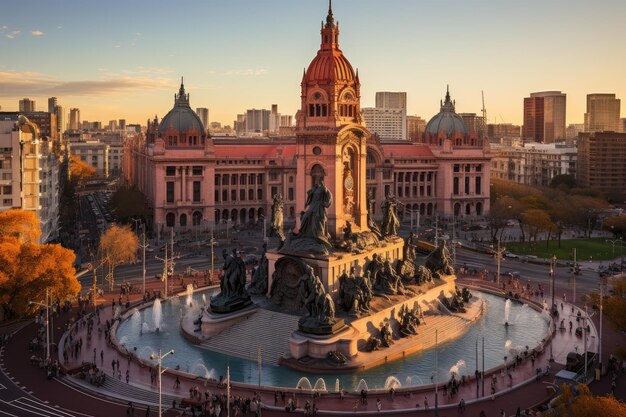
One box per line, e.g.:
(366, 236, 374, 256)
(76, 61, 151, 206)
(132, 218, 148, 296)
(150, 349, 175, 417)
(550, 255, 557, 314)
(29, 288, 51, 367)
(495, 240, 506, 285)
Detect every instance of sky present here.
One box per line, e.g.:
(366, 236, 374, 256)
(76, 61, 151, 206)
(1, 0, 625, 127)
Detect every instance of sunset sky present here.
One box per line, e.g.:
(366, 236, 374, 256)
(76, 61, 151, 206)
(1, 0, 625, 127)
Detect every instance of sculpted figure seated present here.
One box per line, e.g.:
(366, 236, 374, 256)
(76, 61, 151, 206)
(425, 240, 455, 279)
(398, 304, 420, 337)
(327, 350, 348, 365)
(374, 259, 406, 295)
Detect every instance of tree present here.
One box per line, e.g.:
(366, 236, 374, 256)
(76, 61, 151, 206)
(487, 196, 520, 243)
(108, 187, 150, 226)
(0, 209, 80, 318)
(69, 154, 96, 180)
(522, 208, 555, 244)
(549, 174, 577, 190)
(98, 224, 138, 291)
(551, 384, 626, 417)
(0, 210, 41, 243)
(604, 215, 626, 238)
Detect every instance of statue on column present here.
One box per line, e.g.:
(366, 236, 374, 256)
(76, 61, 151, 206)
(269, 193, 285, 249)
(210, 249, 251, 313)
(381, 194, 400, 238)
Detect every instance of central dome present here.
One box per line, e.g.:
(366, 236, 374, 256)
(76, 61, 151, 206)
(425, 87, 468, 137)
(305, 51, 355, 84)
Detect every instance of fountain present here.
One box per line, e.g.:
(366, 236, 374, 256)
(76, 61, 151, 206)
(512, 304, 528, 324)
(313, 378, 327, 392)
(139, 346, 155, 358)
(335, 378, 340, 393)
(118, 335, 129, 346)
(296, 377, 313, 390)
(191, 359, 216, 379)
(130, 309, 141, 332)
(449, 359, 466, 377)
(383, 376, 402, 390)
(153, 298, 162, 332)
(141, 322, 151, 334)
(186, 284, 194, 307)
(504, 299, 511, 326)
(354, 379, 368, 393)
(202, 294, 207, 305)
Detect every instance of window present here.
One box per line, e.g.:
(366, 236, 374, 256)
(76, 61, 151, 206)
(453, 164, 460, 173)
(240, 189, 246, 200)
(288, 187, 294, 201)
(192, 211, 202, 226)
(231, 175, 237, 185)
(166, 213, 175, 227)
(3, 186, 12, 195)
(215, 175, 220, 186)
(192, 166, 202, 176)
(166, 182, 174, 202)
(166, 166, 176, 176)
(257, 174, 263, 184)
(465, 177, 470, 194)
(222, 190, 228, 202)
(180, 214, 187, 227)
(453, 178, 459, 195)
(193, 181, 201, 202)
(249, 189, 254, 200)
(215, 190, 219, 202)
(271, 186, 277, 197)
(2, 199, 11, 205)
(475, 177, 481, 194)
(240, 174, 246, 185)
(231, 190, 236, 201)
(249, 174, 256, 185)
(222, 174, 229, 185)
(257, 189, 263, 200)
(476, 164, 482, 172)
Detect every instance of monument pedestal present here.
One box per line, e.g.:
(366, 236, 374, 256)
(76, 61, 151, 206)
(289, 326, 359, 360)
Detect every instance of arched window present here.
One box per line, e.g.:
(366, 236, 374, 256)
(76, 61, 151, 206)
(166, 213, 175, 227)
(465, 204, 471, 215)
(311, 164, 325, 187)
(248, 208, 255, 221)
(230, 209, 237, 222)
(239, 208, 246, 224)
(192, 211, 202, 226)
(476, 202, 483, 216)
(222, 209, 229, 221)
(289, 206, 295, 218)
(180, 213, 187, 227)
(215, 209, 221, 223)
(454, 203, 461, 217)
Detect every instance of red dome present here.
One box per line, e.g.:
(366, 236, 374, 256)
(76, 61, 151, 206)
(304, 50, 355, 84)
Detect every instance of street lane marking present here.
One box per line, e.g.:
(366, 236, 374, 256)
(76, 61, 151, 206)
(7, 398, 76, 417)
(0, 384, 5, 390)
(0, 409, 18, 417)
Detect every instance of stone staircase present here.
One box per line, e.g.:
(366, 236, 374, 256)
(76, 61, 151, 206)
(65, 374, 182, 407)
(411, 314, 469, 346)
(201, 309, 300, 364)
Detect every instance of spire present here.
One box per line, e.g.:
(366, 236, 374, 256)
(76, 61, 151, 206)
(175, 76, 189, 106)
(326, 0, 334, 27)
(441, 85, 455, 112)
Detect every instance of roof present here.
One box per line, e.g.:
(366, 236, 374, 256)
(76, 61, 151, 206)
(213, 144, 297, 159)
(381, 144, 435, 158)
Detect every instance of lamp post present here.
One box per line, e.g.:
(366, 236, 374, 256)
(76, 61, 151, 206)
(551, 255, 556, 314)
(495, 240, 506, 285)
(150, 349, 175, 417)
(434, 329, 439, 417)
(210, 230, 216, 279)
(132, 219, 148, 296)
(29, 288, 51, 367)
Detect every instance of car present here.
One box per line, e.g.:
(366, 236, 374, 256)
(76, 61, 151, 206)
(504, 251, 519, 259)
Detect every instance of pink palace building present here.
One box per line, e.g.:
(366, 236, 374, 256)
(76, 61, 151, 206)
(123, 3, 491, 239)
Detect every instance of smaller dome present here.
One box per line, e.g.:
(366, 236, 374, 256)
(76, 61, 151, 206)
(158, 80, 206, 137)
(425, 87, 468, 137)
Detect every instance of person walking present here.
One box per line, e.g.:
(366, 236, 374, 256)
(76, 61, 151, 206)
(376, 398, 382, 412)
(126, 369, 130, 384)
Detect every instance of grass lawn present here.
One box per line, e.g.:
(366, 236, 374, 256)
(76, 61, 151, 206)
(505, 238, 624, 261)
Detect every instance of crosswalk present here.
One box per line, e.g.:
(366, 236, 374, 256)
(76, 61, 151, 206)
(0, 397, 79, 417)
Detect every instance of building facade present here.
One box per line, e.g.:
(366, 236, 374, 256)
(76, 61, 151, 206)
(70, 141, 109, 177)
(375, 92, 407, 110)
(19, 98, 36, 112)
(362, 107, 407, 141)
(406, 115, 426, 142)
(123, 4, 491, 236)
(196, 108, 209, 132)
(577, 131, 626, 201)
(0, 115, 60, 242)
(523, 91, 566, 143)
(490, 142, 577, 186)
(69, 108, 80, 130)
(584, 94, 621, 133)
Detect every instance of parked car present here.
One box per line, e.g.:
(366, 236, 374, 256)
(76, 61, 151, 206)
(504, 251, 519, 259)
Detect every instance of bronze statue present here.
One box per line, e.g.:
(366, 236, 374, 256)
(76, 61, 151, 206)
(247, 243, 268, 295)
(366, 190, 383, 239)
(270, 193, 285, 248)
(425, 240, 455, 279)
(381, 194, 400, 238)
(297, 264, 340, 334)
(210, 248, 251, 312)
(374, 259, 405, 295)
(298, 181, 332, 243)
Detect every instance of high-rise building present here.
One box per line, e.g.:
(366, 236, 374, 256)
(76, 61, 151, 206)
(622, 118, 626, 133)
(458, 113, 485, 136)
(195, 107, 209, 131)
(47, 97, 57, 113)
(19, 98, 36, 112)
(69, 108, 80, 130)
(280, 115, 293, 127)
(1, 111, 58, 143)
(523, 91, 566, 143)
(108, 120, 118, 131)
(487, 123, 521, 140)
(245, 109, 271, 134)
(584, 94, 621, 133)
(118, 119, 126, 131)
(362, 107, 407, 141)
(577, 131, 626, 201)
(54, 105, 64, 135)
(406, 115, 426, 142)
(375, 92, 407, 110)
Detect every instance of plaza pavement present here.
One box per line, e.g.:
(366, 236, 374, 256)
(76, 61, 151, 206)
(1, 271, 624, 417)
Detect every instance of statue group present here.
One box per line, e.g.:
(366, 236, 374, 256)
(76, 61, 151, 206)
(210, 249, 251, 313)
(366, 253, 406, 296)
(298, 264, 342, 334)
(337, 267, 373, 315)
(247, 243, 268, 295)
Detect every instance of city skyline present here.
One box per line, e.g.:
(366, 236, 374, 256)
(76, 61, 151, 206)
(1, 0, 625, 127)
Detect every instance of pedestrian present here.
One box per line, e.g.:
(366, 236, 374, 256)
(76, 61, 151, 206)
(515, 407, 521, 417)
(126, 369, 130, 384)
(100, 349, 104, 365)
(424, 397, 429, 410)
(145, 406, 150, 416)
(376, 398, 382, 412)
(611, 380, 616, 396)
(112, 359, 116, 372)
(353, 401, 358, 412)
(500, 409, 506, 417)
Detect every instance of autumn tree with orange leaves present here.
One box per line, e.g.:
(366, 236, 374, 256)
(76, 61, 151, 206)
(69, 154, 96, 180)
(0, 210, 80, 319)
(98, 224, 138, 291)
(551, 384, 626, 417)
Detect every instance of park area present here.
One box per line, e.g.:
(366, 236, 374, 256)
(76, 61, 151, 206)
(506, 238, 625, 262)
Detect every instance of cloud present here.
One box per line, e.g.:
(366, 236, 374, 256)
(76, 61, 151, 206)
(5, 30, 20, 39)
(224, 68, 268, 76)
(31, 30, 44, 36)
(0, 71, 176, 97)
